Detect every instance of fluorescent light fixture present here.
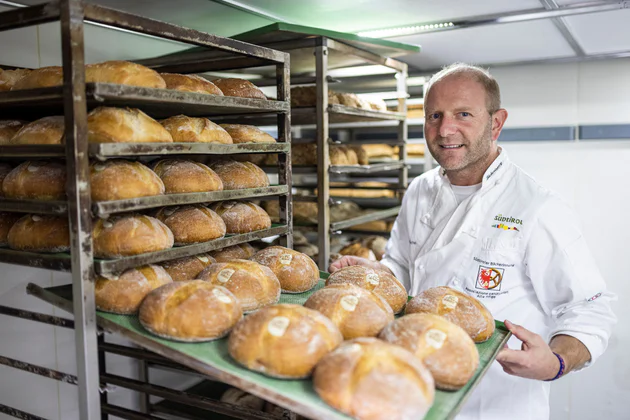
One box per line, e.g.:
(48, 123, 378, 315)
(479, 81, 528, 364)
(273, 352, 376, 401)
(201, 71, 263, 80)
(359, 91, 408, 100)
(327, 65, 397, 78)
(358, 22, 454, 38)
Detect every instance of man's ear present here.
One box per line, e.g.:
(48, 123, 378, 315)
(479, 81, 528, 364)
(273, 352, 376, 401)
(491, 109, 508, 141)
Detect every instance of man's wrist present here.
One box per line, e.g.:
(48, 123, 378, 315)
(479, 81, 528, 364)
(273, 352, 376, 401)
(544, 352, 565, 381)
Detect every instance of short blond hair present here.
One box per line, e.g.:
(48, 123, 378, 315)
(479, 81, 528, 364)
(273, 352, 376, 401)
(424, 63, 501, 114)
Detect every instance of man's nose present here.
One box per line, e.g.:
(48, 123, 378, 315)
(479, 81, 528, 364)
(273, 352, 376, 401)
(438, 116, 458, 137)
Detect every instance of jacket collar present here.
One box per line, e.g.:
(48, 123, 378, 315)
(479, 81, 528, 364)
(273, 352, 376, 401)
(438, 146, 509, 190)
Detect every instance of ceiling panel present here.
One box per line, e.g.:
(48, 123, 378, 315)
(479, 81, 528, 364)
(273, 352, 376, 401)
(394, 19, 575, 71)
(563, 10, 630, 54)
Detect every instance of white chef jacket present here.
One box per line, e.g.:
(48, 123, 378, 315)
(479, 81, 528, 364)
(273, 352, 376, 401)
(381, 148, 616, 420)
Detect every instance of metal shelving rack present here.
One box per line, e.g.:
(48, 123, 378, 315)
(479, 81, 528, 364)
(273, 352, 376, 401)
(0, 1, 292, 419)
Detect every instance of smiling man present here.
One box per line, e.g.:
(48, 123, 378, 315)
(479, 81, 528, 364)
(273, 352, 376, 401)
(330, 63, 616, 420)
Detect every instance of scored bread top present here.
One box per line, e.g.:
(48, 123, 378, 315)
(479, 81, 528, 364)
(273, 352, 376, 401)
(154, 205, 226, 245)
(7, 214, 70, 253)
(212, 78, 266, 100)
(160, 73, 224, 95)
(88, 107, 173, 144)
(209, 243, 255, 262)
(160, 253, 216, 282)
(11, 66, 63, 90)
(208, 159, 269, 190)
(2, 161, 66, 200)
(210, 201, 271, 234)
(0, 120, 24, 144)
(90, 159, 165, 201)
(160, 115, 233, 144)
(250, 246, 319, 293)
(0, 212, 22, 246)
(219, 124, 276, 144)
(86, 60, 166, 89)
(151, 159, 223, 194)
(0, 68, 31, 91)
(92, 214, 174, 258)
(10, 116, 65, 145)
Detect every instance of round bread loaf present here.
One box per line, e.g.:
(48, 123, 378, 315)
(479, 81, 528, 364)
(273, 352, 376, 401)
(86, 61, 166, 88)
(219, 388, 265, 411)
(7, 214, 69, 253)
(154, 205, 226, 245)
(228, 303, 343, 378)
(219, 124, 276, 144)
(95, 265, 173, 314)
(207, 160, 269, 190)
(362, 236, 388, 260)
(405, 286, 495, 343)
(90, 159, 165, 201)
(139, 280, 241, 342)
(151, 159, 223, 194)
(88, 107, 173, 144)
(93, 214, 174, 258)
(313, 337, 435, 420)
(11, 66, 62, 90)
(339, 242, 376, 261)
(250, 246, 319, 293)
(210, 201, 271, 234)
(2, 161, 66, 200)
(208, 243, 255, 262)
(0, 68, 31, 92)
(212, 78, 266, 100)
(160, 253, 215, 282)
(0, 212, 23, 247)
(197, 259, 280, 313)
(379, 313, 479, 390)
(304, 283, 394, 339)
(0, 120, 24, 144)
(326, 266, 407, 314)
(160, 115, 233, 144)
(0, 163, 13, 195)
(160, 73, 224, 95)
(10, 116, 64, 145)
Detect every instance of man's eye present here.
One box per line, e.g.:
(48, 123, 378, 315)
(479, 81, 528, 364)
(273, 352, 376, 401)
(430, 113, 440, 120)
(460, 112, 470, 117)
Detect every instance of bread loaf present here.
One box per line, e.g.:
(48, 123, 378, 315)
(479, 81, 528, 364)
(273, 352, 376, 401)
(263, 200, 317, 224)
(339, 243, 376, 261)
(219, 124, 276, 144)
(250, 246, 320, 293)
(368, 98, 388, 111)
(10, 116, 64, 145)
(348, 220, 390, 232)
(0, 120, 24, 144)
(93, 214, 174, 258)
(90, 159, 164, 201)
(326, 265, 407, 314)
(2, 161, 66, 200)
(159, 253, 215, 282)
(362, 236, 388, 260)
(11, 66, 62, 90)
(212, 78, 266, 100)
(290, 86, 339, 107)
(228, 304, 343, 378)
(139, 280, 242, 342)
(219, 388, 265, 411)
(208, 243, 255, 262)
(95, 265, 173, 314)
(362, 144, 395, 159)
(379, 313, 479, 390)
(207, 160, 269, 190)
(313, 337, 435, 420)
(0, 163, 13, 196)
(210, 201, 271, 234)
(154, 205, 226, 245)
(7, 214, 69, 253)
(0, 212, 22, 247)
(88, 107, 173, 143)
(405, 286, 495, 342)
(230, 153, 268, 166)
(160, 73, 223, 95)
(86, 61, 166, 88)
(304, 283, 393, 340)
(0, 68, 31, 91)
(197, 259, 280, 313)
(151, 159, 223, 194)
(160, 115, 233, 144)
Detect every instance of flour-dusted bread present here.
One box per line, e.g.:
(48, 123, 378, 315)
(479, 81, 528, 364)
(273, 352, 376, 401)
(7, 214, 69, 253)
(90, 159, 165, 202)
(151, 159, 223, 194)
(339, 242, 377, 261)
(304, 283, 394, 340)
(88, 107, 173, 144)
(208, 243, 255, 262)
(160, 73, 223, 95)
(10, 116, 64, 145)
(250, 246, 319, 293)
(2, 161, 66, 200)
(160, 115, 233, 144)
(92, 214, 174, 258)
(210, 201, 271, 234)
(11, 66, 62, 90)
(154, 205, 226, 245)
(0, 120, 24, 144)
(159, 253, 215, 282)
(326, 265, 407, 314)
(86, 60, 166, 88)
(197, 259, 280, 313)
(207, 159, 269, 190)
(379, 313, 479, 390)
(212, 78, 266, 100)
(0, 68, 31, 91)
(228, 303, 343, 378)
(219, 124, 276, 144)
(95, 265, 173, 314)
(361, 236, 388, 261)
(313, 337, 435, 420)
(0, 212, 23, 247)
(405, 286, 495, 343)
(139, 280, 241, 342)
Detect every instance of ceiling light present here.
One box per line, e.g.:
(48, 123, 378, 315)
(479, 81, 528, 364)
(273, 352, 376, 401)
(358, 21, 456, 38)
(359, 91, 409, 100)
(406, 76, 427, 86)
(327, 65, 397, 78)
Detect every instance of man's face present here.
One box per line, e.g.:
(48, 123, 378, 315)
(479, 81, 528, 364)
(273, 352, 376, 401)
(424, 75, 496, 177)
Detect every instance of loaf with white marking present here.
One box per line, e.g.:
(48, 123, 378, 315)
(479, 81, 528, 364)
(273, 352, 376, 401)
(7, 214, 69, 253)
(160, 115, 233, 144)
(10, 116, 64, 145)
(250, 246, 319, 293)
(210, 201, 271, 234)
(90, 159, 165, 201)
(159, 253, 215, 282)
(151, 159, 223, 194)
(2, 161, 66, 200)
(154, 205, 226, 245)
(88, 107, 173, 144)
(92, 214, 174, 258)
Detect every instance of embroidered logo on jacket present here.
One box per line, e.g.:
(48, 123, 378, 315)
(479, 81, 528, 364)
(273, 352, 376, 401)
(492, 223, 519, 231)
(493, 214, 523, 225)
(476, 266, 504, 290)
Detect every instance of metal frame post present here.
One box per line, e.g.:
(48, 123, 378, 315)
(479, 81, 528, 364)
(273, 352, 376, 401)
(277, 53, 293, 249)
(397, 66, 409, 198)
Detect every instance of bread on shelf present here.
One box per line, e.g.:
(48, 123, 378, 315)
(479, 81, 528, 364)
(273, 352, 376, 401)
(159, 253, 215, 282)
(154, 205, 226, 245)
(160, 73, 223, 95)
(208, 243, 255, 262)
(250, 246, 320, 293)
(0, 120, 24, 144)
(0, 163, 12, 191)
(151, 159, 223, 194)
(11, 66, 63, 90)
(219, 388, 265, 411)
(0, 68, 31, 91)
(88, 107, 173, 144)
(290, 86, 339, 107)
(92, 214, 174, 258)
(0, 212, 23, 247)
(2, 161, 66, 200)
(210, 201, 271, 234)
(207, 159, 269, 190)
(10, 116, 65, 145)
(85, 60, 166, 89)
(160, 115, 233, 144)
(7, 214, 69, 253)
(263, 200, 318, 224)
(90, 159, 165, 201)
(211, 78, 266, 100)
(219, 124, 276, 144)
(339, 242, 377, 261)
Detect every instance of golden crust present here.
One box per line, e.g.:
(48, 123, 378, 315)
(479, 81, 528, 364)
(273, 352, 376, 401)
(90, 159, 165, 201)
(2, 161, 66, 200)
(88, 107, 173, 144)
(0, 120, 25, 144)
(250, 246, 320, 293)
(0, 212, 24, 247)
(7, 214, 69, 253)
(160, 73, 223, 95)
(210, 201, 271, 234)
(159, 253, 215, 282)
(92, 214, 174, 258)
(212, 78, 266, 100)
(11, 66, 63, 90)
(154, 205, 226, 245)
(208, 243, 255, 262)
(0, 68, 31, 91)
(86, 61, 166, 88)
(151, 159, 223, 194)
(219, 124, 276, 144)
(160, 115, 233, 144)
(207, 159, 269, 190)
(10, 116, 64, 145)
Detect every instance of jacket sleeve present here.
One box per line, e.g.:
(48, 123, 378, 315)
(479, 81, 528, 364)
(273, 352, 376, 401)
(525, 196, 617, 367)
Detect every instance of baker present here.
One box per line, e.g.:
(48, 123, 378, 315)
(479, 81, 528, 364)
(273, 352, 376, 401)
(330, 63, 616, 420)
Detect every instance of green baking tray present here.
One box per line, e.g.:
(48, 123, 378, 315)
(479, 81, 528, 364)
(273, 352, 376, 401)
(28, 273, 510, 420)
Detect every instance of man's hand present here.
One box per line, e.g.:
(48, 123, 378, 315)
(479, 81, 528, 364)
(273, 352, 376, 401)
(328, 255, 392, 274)
(495, 320, 560, 380)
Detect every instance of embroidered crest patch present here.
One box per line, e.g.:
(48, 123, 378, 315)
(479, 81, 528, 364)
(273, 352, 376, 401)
(475, 266, 504, 291)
